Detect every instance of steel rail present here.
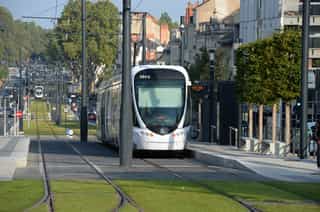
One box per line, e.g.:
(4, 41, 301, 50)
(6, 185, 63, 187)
(142, 158, 261, 212)
(44, 123, 143, 212)
(25, 102, 54, 212)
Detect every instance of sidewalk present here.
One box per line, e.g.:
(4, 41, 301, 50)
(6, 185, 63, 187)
(0, 136, 30, 181)
(187, 142, 320, 182)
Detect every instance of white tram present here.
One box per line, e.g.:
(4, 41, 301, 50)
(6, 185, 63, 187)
(34, 86, 44, 99)
(96, 65, 192, 151)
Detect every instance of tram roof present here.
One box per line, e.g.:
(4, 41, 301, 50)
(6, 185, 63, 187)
(97, 65, 191, 91)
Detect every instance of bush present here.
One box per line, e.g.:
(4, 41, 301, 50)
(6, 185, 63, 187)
(0, 65, 8, 80)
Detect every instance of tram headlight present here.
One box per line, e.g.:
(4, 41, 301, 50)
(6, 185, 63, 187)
(172, 131, 185, 137)
(139, 131, 154, 137)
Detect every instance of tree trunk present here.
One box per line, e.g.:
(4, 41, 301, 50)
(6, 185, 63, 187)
(259, 104, 264, 151)
(249, 103, 253, 138)
(272, 104, 277, 145)
(285, 102, 291, 154)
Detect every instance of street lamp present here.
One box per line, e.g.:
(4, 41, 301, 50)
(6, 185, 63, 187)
(300, 0, 310, 159)
(179, 16, 185, 66)
(209, 49, 216, 143)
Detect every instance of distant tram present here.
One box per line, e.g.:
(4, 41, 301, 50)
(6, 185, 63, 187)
(34, 86, 44, 99)
(96, 65, 192, 151)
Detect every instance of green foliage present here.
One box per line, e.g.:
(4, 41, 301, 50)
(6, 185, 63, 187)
(0, 180, 43, 212)
(214, 47, 230, 81)
(235, 30, 301, 104)
(0, 65, 8, 80)
(50, 0, 120, 83)
(188, 47, 228, 82)
(0, 6, 48, 64)
(188, 48, 210, 81)
(159, 12, 179, 29)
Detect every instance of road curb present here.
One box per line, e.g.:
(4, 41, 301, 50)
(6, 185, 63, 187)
(187, 147, 255, 173)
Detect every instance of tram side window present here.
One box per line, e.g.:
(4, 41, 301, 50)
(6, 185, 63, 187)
(133, 105, 139, 127)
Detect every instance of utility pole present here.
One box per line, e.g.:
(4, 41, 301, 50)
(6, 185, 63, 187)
(25, 65, 29, 117)
(19, 49, 23, 132)
(180, 16, 185, 66)
(209, 49, 216, 143)
(4, 97, 6, 136)
(141, 12, 147, 65)
(300, 0, 310, 159)
(80, 0, 88, 143)
(120, 0, 133, 167)
(55, 66, 58, 123)
(56, 64, 61, 125)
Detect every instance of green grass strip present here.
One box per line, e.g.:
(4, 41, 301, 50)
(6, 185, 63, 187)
(205, 181, 320, 212)
(50, 180, 119, 212)
(116, 180, 247, 212)
(24, 100, 96, 136)
(0, 180, 43, 212)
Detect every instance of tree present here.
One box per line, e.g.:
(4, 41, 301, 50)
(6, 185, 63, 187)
(236, 38, 277, 146)
(159, 12, 178, 30)
(236, 30, 301, 152)
(188, 48, 210, 81)
(53, 0, 120, 86)
(270, 31, 301, 149)
(0, 6, 48, 65)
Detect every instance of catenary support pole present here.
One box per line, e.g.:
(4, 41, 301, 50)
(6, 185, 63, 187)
(120, 0, 133, 167)
(56, 64, 61, 125)
(142, 12, 147, 65)
(300, 0, 310, 159)
(4, 97, 6, 136)
(80, 0, 88, 143)
(19, 50, 23, 132)
(180, 16, 185, 66)
(209, 50, 216, 143)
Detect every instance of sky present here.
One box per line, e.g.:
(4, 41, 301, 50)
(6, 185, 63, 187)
(0, 0, 191, 29)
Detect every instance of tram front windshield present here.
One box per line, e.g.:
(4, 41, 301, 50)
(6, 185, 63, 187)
(135, 78, 185, 135)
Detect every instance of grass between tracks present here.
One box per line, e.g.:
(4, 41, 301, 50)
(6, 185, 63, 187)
(0, 180, 43, 212)
(115, 180, 320, 212)
(204, 181, 320, 212)
(2, 180, 320, 211)
(49, 180, 118, 212)
(23, 100, 96, 136)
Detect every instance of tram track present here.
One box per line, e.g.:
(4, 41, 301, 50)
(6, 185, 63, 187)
(43, 121, 143, 212)
(142, 158, 261, 212)
(25, 102, 54, 212)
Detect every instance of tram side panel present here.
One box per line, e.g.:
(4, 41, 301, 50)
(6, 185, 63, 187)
(96, 92, 102, 140)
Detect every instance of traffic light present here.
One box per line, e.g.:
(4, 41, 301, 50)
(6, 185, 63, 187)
(293, 97, 302, 127)
(294, 97, 302, 114)
(191, 81, 209, 97)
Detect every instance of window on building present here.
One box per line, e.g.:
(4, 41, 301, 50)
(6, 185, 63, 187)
(310, 37, 320, 48)
(310, 26, 320, 34)
(310, 4, 320, 16)
(258, 0, 262, 9)
(312, 58, 320, 68)
(300, 1, 320, 15)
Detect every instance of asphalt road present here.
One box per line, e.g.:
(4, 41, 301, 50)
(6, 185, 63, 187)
(14, 136, 265, 181)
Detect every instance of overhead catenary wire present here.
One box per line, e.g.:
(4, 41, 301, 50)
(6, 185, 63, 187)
(26, 2, 66, 18)
(133, 0, 144, 11)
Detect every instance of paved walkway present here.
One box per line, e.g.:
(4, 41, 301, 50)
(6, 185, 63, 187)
(187, 142, 320, 182)
(0, 136, 30, 181)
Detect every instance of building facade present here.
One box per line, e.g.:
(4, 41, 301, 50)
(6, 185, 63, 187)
(131, 12, 170, 63)
(184, 0, 240, 80)
(240, 0, 320, 121)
